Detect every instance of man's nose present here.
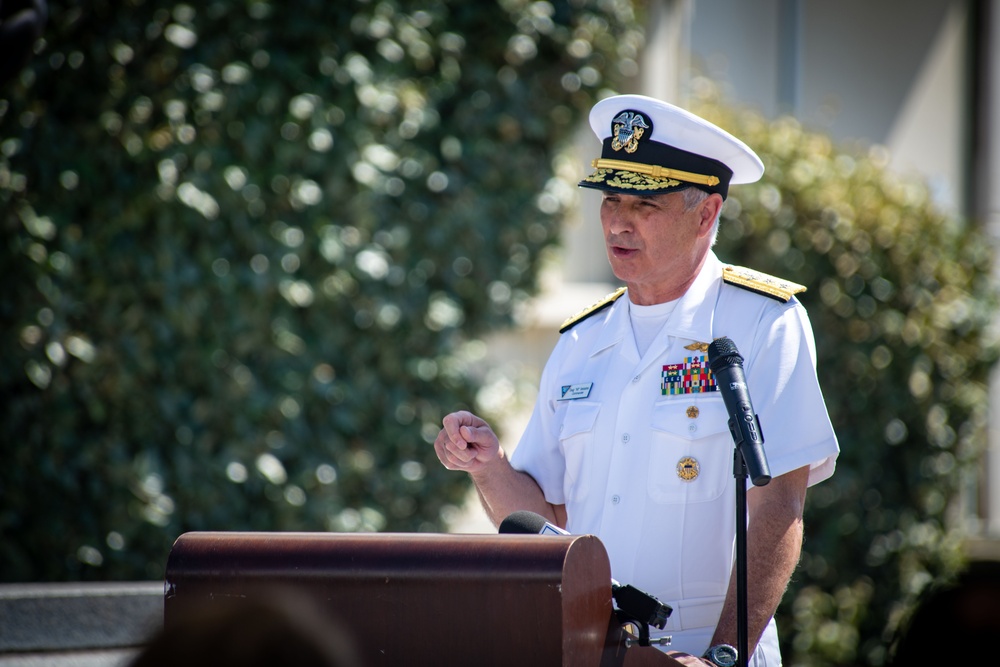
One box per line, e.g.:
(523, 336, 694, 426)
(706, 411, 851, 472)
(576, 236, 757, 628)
(603, 203, 633, 233)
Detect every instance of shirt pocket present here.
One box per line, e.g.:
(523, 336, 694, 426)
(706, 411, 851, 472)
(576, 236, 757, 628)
(647, 399, 733, 505)
(559, 401, 601, 503)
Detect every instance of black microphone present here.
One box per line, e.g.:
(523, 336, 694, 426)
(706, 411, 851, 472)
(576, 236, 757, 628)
(498, 509, 570, 536)
(498, 511, 671, 632)
(708, 337, 772, 486)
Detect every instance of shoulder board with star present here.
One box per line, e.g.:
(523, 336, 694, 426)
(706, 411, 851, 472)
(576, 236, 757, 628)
(722, 265, 806, 303)
(559, 287, 627, 333)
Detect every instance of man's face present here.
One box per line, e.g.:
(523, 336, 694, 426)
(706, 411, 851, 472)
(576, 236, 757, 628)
(599, 190, 719, 305)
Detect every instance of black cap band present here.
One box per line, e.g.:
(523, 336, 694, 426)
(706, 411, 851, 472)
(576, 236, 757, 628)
(581, 136, 734, 198)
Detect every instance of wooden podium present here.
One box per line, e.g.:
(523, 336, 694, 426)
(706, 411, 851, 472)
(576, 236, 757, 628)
(164, 532, 680, 666)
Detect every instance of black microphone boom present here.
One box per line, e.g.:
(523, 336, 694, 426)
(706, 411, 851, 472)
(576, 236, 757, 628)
(707, 337, 771, 487)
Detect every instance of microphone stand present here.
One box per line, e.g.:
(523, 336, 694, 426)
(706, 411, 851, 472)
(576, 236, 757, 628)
(733, 448, 750, 667)
(708, 336, 770, 667)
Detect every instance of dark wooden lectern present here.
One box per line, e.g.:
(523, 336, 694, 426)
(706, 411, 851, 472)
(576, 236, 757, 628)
(165, 532, 681, 666)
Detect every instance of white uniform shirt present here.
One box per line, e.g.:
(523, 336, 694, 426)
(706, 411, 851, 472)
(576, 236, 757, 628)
(509, 251, 839, 656)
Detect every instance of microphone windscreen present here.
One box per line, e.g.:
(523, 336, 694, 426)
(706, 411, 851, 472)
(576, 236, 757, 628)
(498, 510, 548, 534)
(708, 336, 743, 371)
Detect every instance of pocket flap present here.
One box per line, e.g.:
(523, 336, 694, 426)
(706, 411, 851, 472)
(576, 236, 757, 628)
(650, 400, 730, 440)
(559, 401, 601, 439)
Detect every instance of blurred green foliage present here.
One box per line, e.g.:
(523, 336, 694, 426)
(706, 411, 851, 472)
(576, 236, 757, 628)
(0, 0, 642, 580)
(695, 81, 1000, 666)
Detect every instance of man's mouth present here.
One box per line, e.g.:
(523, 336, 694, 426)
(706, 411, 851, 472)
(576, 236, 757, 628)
(610, 245, 639, 258)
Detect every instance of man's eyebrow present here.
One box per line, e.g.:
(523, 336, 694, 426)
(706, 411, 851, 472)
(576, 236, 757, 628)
(602, 193, 664, 203)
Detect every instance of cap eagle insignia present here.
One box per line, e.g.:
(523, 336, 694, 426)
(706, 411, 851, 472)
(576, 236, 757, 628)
(611, 111, 649, 154)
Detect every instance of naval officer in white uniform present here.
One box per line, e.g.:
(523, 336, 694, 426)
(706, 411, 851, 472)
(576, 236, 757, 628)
(434, 94, 839, 667)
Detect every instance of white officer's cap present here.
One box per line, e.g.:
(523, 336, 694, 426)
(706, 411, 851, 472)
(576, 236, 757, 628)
(580, 94, 764, 199)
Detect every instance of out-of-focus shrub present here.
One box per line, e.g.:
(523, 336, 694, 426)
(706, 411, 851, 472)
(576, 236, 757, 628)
(0, 0, 643, 581)
(695, 79, 999, 666)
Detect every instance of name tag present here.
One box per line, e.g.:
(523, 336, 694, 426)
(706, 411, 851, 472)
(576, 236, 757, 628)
(559, 383, 593, 400)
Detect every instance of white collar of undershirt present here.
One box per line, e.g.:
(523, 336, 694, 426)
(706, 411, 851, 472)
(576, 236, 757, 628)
(628, 297, 679, 358)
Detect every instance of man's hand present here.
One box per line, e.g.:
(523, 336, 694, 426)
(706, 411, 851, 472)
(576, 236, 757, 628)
(433, 410, 563, 529)
(433, 411, 502, 474)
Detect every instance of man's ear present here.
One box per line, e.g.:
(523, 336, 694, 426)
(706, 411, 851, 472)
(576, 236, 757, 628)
(697, 194, 724, 234)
